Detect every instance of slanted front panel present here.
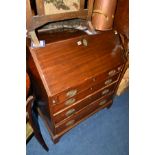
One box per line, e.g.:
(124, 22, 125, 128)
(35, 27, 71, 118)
(31, 30, 125, 97)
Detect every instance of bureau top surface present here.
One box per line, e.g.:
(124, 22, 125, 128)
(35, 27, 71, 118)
(28, 30, 125, 96)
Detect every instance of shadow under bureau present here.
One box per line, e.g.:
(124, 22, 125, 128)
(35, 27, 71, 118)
(27, 29, 126, 143)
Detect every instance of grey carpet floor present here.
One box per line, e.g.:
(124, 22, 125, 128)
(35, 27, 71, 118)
(27, 89, 129, 155)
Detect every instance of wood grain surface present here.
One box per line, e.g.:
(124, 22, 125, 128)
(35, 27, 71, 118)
(29, 30, 125, 97)
(27, 29, 126, 143)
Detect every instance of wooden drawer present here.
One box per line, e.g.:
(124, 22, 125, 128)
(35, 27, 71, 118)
(55, 96, 112, 134)
(51, 73, 119, 113)
(54, 83, 116, 123)
(51, 65, 123, 105)
(54, 84, 116, 123)
(53, 83, 115, 124)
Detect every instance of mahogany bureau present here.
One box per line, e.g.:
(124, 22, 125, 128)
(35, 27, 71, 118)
(27, 29, 126, 143)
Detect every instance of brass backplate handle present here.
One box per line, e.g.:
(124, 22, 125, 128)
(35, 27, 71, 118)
(99, 99, 107, 106)
(65, 109, 76, 117)
(66, 89, 77, 98)
(108, 70, 116, 76)
(105, 79, 112, 85)
(102, 89, 109, 96)
(83, 39, 88, 46)
(66, 120, 75, 126)
(65, 98, 76, 106)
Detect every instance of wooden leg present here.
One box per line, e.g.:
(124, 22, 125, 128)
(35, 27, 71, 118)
(106, 103, 113, 109)
(26, 96, 49, 151)
(53, 137, 60, 144)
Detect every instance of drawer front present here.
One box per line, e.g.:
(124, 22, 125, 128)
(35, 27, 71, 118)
(55, 96, 112, 134)
(53, 83, 116, 124)
(91, 65, 123, 85)
(51, 65, 123, 105)
(52, 74, 119, 113)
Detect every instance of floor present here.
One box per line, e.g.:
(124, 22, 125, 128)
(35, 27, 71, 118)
(27, 89, 129, 155)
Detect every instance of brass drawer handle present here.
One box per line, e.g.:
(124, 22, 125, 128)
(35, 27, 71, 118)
(65, 109, 76, 117)
(66, 120, 75, 126)
(101, 89, 109, 96)
(105, 79, 112, 85)
(99, 99, 107, 106)
(66, 89, 77, 98)
(108, 70, 116, 76)
(65, 98, 76, 106)
(83, 39, 88, 46)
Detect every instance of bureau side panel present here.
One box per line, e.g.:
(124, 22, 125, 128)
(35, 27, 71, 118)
(27, 46, 55, 134)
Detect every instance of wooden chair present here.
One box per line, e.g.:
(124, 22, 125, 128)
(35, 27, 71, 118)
(26, 72, 49, 151)
(26, 0, 95, 46)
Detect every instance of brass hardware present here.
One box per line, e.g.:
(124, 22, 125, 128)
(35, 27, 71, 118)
(83, 39, 88, 46)
(66, 120, 75, 126)
(108, 70, 116, 76)
(65, 98, 76, 106)
(99, 99, 107, 106)
(66, 89, 77, 98)
(65, 109, 76, 117)
(112, 15, 114, 19)
(105, 79, 112, 85)
(102, 89, 109, 96)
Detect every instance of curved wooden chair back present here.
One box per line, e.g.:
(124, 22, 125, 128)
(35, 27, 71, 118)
(26, 0, 95, 46)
